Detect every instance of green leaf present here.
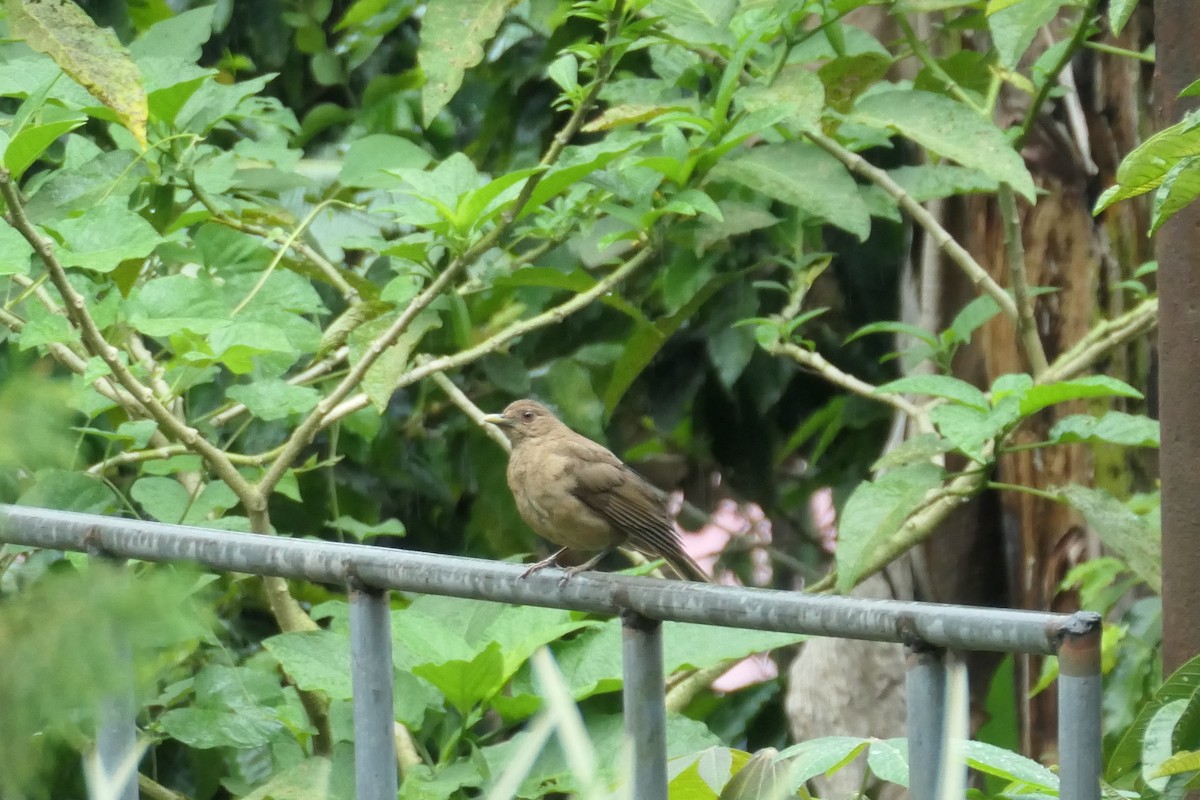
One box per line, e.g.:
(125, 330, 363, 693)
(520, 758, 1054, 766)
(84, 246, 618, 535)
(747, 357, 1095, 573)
(10, 0, 149, 145)
(414, 641, 506, 714)
(1151, 154, 1200, 234)
(988, 0, 1069, 67)
(263, 630, 354, 700)
(159, 704, 283, 749)
(1049, 412, 1160, 448)
(208, 321, 299, 374)
(16, 469, 117, 514)
(776, 736, 870, 785)
(836, 463, 945, 592)
(1095, 117, 1200, 213)
(127, 274, 228, 336)
(930, 397, 1020, 463)
(866, 738, 909, 786)
(44, 201, 163, 272)
(549, 617, 806, 702)
(1143, 700, 1190, 790)
(851, 91, 1036, 201)
(348, 308, 442, 412)
(1109, 654, 1200, 781)
(871, 433, 955, 470)
(707, 325, 757, 388)
(1109, 0, 1139, 34)
(887, 163, 999, 202)
(4, 108, 87, 179)
(713, 747, 787, 799)
(875, 375, 988, 410)
(737, 64, 825, 132)
(18, 303, 76, 350)
(711, 142, 871, 239)
(1059, 484, 1160, 593)
(418, 0, 515, 124)
(0, 224, 34, 275)
(339, 134, 431, 188)
(227, 379, 320, 421)
(963, 740, 1059, 789)
(327, 515, 406, 540)
(1019, 375, 1143, 416)
(668, 747, 751, 797)
(131, 477, 238, 525)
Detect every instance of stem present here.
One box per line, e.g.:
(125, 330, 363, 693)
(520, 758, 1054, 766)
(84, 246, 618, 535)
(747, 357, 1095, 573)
(807, 130, 1020, 321)
(0, 169, 262, 513)
(306, 245, 658, 431)
(998, 183, 1050, 376)
(1016, 1, 1099, 148)
(987, 481, 1063, 503)
(762, 339, 923, 419)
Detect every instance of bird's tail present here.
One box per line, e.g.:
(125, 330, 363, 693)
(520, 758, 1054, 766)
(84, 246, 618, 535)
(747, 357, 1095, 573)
(663, 548, 713, 584)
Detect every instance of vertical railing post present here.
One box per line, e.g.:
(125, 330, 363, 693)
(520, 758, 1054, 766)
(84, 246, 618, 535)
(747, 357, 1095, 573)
(1058, 615, 1102, 800)
(906, 643, 947, 800)
(96, 646, 138, 800)
(349, 584, 398, 800)
(621, 610, 667, 800)
(89, 546, 138, 800)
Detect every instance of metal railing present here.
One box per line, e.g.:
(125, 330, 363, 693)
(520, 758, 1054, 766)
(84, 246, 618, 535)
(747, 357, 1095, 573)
(0, 504, 1102, 800)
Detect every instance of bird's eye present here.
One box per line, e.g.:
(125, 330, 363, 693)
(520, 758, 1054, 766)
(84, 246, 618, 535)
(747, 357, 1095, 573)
(522, 410, 534, 421)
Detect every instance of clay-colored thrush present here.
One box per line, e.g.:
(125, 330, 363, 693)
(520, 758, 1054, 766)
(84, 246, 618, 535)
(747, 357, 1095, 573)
(483, 399, 710, 584)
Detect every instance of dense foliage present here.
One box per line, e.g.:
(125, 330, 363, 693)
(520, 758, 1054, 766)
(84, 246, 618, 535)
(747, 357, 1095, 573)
(0, 0, 1182, 797)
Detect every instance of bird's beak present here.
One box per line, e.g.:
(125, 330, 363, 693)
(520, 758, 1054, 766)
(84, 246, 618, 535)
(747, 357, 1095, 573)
(481, 413, 508, 427)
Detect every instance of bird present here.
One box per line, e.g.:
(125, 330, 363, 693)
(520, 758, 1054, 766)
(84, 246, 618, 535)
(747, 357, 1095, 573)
(482, 399, 711, 585)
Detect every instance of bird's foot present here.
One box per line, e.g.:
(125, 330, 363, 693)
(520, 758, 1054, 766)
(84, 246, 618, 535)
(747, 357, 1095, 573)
(520, 547, 569, 580)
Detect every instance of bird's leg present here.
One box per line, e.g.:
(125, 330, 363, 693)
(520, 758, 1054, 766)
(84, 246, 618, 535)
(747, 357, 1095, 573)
(520, 546, 571, 579)
(556, 547, 613, 586)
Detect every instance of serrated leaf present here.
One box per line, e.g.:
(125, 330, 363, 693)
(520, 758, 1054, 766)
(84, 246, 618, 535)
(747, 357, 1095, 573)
(712, 142, 871, 239)
(851, 91, 1036, 201)
(348, 309, 442, 412)
(418, 0, 516, 124)
(836, 463, 945, 592)
(876, 375, 988, 410)
(930, 396, 1020, 463)
(263, 630, 354, 700)
(872, 433, 956, 470)
(9, 0, 148, 146)
(1059, 484, 1160, 592)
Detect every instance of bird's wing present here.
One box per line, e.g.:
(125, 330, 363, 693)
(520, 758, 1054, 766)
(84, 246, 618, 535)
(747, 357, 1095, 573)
(569, 456, 684, 558)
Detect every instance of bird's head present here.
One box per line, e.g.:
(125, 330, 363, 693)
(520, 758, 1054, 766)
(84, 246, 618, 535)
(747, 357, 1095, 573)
(482, 399, 563, 446)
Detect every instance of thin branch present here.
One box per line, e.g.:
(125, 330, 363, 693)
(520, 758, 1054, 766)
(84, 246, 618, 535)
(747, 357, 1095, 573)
(191, 176, 362, 306)
(811, 455, 993, 593)
(762, 339, 924, 419)
(807, 129, 1020, 321)
(0, 306, 139, 409)
(1039, 297, 1158, 384)
(895, 13, 982, 111)
(311, 244, 658, 431)
(0, 170, 261, 511)
(1016, 0, 1099, 149)
(255, 7, 626, 498)
(998, 184, 1050, 376)
(430, 371, 511, 452)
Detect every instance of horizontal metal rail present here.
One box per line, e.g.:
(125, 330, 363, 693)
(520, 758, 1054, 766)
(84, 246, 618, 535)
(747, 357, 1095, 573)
(0, 504, 1102, 800)
(0, 504, 1094, 654)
